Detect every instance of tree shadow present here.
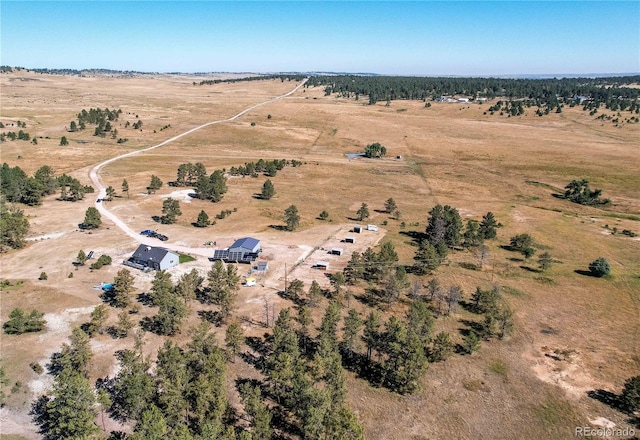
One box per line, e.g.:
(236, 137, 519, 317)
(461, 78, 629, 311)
(268, 225, 288, 231)
(575, 269, 598, 277)
(136, 292, 155, 306)
(399, 230, 427, 245)
(459, 319, 484, 336)
(586, 389, 626, 412)
(100, 290, 118, 307)
(46, 352, 66, 376)
(197, 310, 223, 327)
(459, 262, 479, 271)
(520, 265, 541, 273)
(151, 215, 162, 223)
(500, 245, 517, 252)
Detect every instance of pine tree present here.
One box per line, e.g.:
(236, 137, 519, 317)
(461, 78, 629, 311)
(261, 179, 275, 200)
(356, 203, 370, 221)
(225, 321, 244, 362)
(82, 207, 101, 229)
(112, 269, 135, 308)
(38, 367, 98, 439)
(195, 210, 210, 227)
(147, 175, 163, 194)
(161, 197, 181, 224)
(122, 179, 129, 198)
(284, 204, 300, 231)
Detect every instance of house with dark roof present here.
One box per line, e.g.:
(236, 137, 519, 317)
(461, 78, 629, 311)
(126, 245, 179, 271)
(212, 237, 261, 263)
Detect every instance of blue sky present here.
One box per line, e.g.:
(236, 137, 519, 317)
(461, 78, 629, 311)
(1, 1, 638, 75)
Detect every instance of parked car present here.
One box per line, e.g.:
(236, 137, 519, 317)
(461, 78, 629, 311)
(140, 229, 155, 236)
(156, 234, 168, 241)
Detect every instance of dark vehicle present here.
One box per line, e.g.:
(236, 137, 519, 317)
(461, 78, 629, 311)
(140, 229, 155, 236)
(156, 234, 168, 241)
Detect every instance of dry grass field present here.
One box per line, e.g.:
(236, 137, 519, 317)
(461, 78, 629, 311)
(1, 70, 639, 439)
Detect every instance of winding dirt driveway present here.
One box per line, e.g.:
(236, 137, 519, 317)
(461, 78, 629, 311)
(88, 78, 307, 257)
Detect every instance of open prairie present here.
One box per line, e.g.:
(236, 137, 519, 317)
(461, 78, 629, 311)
(1, 70, 639, 439)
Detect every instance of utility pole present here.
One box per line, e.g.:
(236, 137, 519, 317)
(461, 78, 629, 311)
(284, 263, 287, 297)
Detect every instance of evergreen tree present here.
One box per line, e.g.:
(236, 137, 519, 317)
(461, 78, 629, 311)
(59, 136, 68, 146)
(284, 204, 300, 231)
(308, 279, 322, 307)
(0, 202, 30, 250)
(479, 212, 498, 239)
(225, 321, 244, 362)
(261, 179, 275, 200)
(76, 249, 87, 266)
(105, 185, 116, 201)
(122, 179, 129, 198)
(113, 349, 155, 420)
(621, 375, 640, 412)
(112, 269, 135, 308)
(413, 240, 440, 275)
(538, 252, 553, 271)
(356, 203, 370, 221)
(161, 197, 181, 224)
(36, 367, 98, 439)
(147, 175, 163, 194)
(82, 207, 101, 229)
(429, 332, 455, 362)
(130, 404, 169, 439)
(155, 341, 189, 427)
(195, 210, 210, 227)
(463, 219, 483, 248)
(589, 257, 611, 277)
(175, 269, 203, 305)
(384, 198, 397, 214)
(342, 309, 363, 358)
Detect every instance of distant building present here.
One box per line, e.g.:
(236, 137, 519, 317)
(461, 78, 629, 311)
(256, 261, 269, 272)
(353, 225, 363, 233)
(316, 261, 330, 271)
(367, 224, 378, 232)
(212, 237, 261, 263)
(344, 236, 356, 243)
(126, 245, 179, 271)
(331, 247, 344, 256)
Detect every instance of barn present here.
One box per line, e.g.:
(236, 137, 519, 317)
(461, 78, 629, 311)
(316, 261, 330, 271)
(331, 247, 344, 256)
(344, 236, 356, 243)
(127, 245, 179, 271)
(353, 225, 363, 233)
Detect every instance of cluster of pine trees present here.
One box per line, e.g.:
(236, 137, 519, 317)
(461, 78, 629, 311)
(228, 158, 301, 178)
(0, 163, 93, 206)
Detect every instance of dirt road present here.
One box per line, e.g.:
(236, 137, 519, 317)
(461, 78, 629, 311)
(88, 78, 307, 257)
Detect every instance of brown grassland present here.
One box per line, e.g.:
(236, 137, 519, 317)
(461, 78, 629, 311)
(1, 70, 639, 439)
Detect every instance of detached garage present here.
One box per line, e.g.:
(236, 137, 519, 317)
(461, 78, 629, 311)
(316, 261, 330, 271)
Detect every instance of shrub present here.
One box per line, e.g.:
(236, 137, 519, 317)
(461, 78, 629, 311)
(30, 362, 44, 374)
(90, 254, 112, 270)
(588, 257, 611, 277)
(38, 272, 47, 280)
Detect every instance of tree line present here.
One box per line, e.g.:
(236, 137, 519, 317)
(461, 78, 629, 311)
(304, 75, 640, 111)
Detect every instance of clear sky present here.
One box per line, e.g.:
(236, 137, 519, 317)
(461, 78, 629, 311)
(1, 1, 638, 76)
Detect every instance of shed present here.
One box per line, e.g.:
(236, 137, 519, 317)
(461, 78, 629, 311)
(244, 277, 257, 287)
(344, 236, 356, 244)
(128, 245, 179, 271)
(353, 225, 363, 233)
(256, 261, 269, 272)
(316, 261, 330, 271)
(367, 224, 378, 232)
(331, 247, 344, 256)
